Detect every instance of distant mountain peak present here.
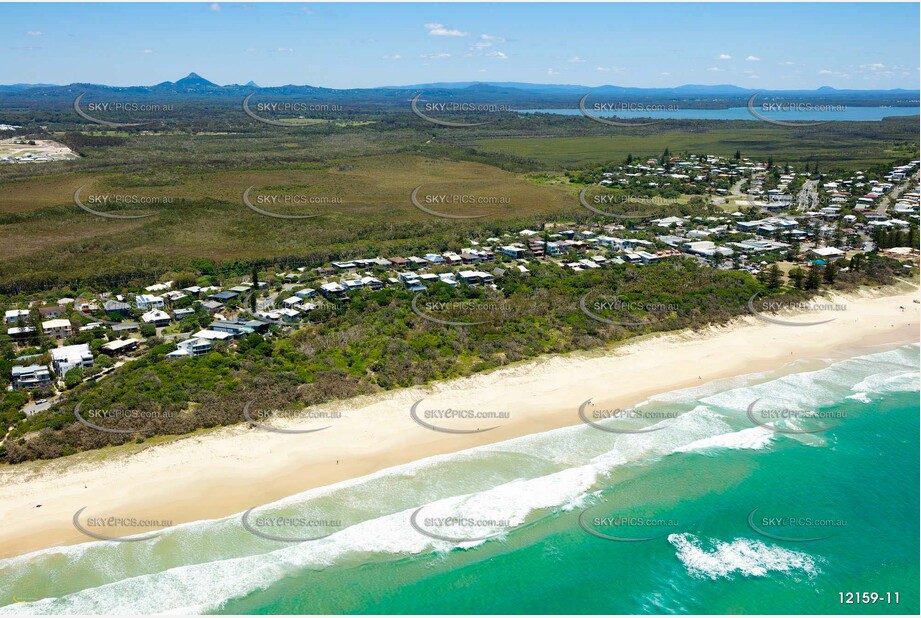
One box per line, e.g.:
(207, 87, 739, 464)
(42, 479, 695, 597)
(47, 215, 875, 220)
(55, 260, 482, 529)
(174, 72, 217, 87)
(245, 80, 259, 88)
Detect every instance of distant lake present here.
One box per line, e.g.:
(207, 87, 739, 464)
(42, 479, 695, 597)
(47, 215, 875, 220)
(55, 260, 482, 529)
(519, 106, 919, 122)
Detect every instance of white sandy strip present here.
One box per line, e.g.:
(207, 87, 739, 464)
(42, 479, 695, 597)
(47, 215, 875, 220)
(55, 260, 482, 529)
(0, 285, 917, 558)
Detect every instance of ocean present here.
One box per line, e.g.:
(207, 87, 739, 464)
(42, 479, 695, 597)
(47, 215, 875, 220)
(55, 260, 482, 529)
(0, 344, 918, 615)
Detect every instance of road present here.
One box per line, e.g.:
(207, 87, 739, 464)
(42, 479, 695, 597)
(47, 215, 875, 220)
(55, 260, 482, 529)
(875, 171, 919, 215)
(23, 398, 57, 417)
(797, 180, 819, 212)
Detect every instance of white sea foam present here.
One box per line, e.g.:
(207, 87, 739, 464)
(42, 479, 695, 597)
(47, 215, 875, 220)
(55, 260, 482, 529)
(2, 344, 915, 614)
(851, 370, 919, 397)
(673, 426, 774, 453)
(668, 533, 821, 580)
(0, 467, 599, 615)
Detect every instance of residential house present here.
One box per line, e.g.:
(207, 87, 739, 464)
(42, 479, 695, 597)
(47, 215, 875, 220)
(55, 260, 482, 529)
(320, 282, 348, 300)
(11, 364, 52, 389)
(42, 318, 73, 339)
(7, 326, 37, 340)
(808, 247, 846, 261)
(50, 344, 93, 377)
(111, 322, 140, 334)
(210, 321, 255, 338)
(167, 337, 213, 358)
(457, 271, 495, 286)
(387, 257, 409, 268)
(100, 338, 140, 355)
(141, 309, 172, 327)
(173, 307, 196, 319)
(209, 290, 239, 302)
(360, 276, 385, 290)
(135, 294, 165, 310)
(38, 306, 66, 319)
(499, 245, 528, 259)
(4, 309, 29, 324)
(103, 299, 132, 316)
(199, 300, 224, 314)
(192, 329, 235, 342)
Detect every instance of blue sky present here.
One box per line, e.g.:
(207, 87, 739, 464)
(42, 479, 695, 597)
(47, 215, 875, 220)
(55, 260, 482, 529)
(4, 2, 919, 89)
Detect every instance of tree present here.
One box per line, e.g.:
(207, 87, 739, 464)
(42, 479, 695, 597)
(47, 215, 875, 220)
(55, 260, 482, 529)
(734, 150, 741, 160)
(805, 263, 822, 290)
(823, 260, 838, 284)
(849, 253, 864, 272)
(64, 367, 84, 389)
(766, 264, 782, 290)
(833, 224, 844, 248)
(29, 308, 43, 339)
(789, 267, 806, 290)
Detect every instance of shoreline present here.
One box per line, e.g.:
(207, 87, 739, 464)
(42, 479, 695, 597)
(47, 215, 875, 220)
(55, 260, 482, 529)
(0, 284, 918, 560)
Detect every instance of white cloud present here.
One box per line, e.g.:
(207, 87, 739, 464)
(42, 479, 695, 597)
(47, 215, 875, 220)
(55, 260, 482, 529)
(596, 66, 625, 73)
(26, 31, 42, 36)
(745, 55, 760, 62)
(210, 3, 221, 11)
(420, 52, 451, 60)
(706, 67, 724, 72)
(780, 61, 796, 66)
(246, 48, 257, 53)
(818, 69, 837, 75)
(478, 69, 487, 73)
(142, 49, 154, 54)
(547, 68, 559, 76)
(471, 40, 492, 50)
(661, 71, 671, 76)
(860, 63, 886, 70)
(276, 47, 293, 53)
(568, 56, 585, 63)
(717, 54, 731, 60)
(480, 33, 505, 42)
(485, 51, 508, 60)
(424, 23, 468, 37)
(382, 54, 401, 60)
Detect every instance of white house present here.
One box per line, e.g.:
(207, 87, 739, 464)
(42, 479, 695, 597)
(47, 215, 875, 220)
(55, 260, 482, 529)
(808, 247, 846, 261)
(11, 364, 52, 389)
(4, 309, 30, 324)
(167, 337, 212, 358)
(41, 318, 73, 339)
(50, 344, 94, 377)
(136, 294, 165, 310)
(141, 309, 172, 326)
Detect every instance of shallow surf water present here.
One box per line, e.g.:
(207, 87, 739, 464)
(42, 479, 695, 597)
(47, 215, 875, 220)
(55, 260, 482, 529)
(1, 344, 918, 615)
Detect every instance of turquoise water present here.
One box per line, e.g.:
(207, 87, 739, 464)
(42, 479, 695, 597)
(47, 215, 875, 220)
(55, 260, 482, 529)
(520, 107, 920, 122)
(0, 344, 917, 614)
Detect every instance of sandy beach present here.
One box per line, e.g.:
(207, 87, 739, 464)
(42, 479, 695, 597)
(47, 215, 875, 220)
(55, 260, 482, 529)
(1, 284, 918, 560)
